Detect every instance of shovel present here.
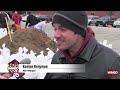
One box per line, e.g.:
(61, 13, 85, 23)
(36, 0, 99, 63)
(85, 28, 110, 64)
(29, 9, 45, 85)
(5, 17, 13, 46)
(45, 39, 53, 44)
(40, 39, 53, 47)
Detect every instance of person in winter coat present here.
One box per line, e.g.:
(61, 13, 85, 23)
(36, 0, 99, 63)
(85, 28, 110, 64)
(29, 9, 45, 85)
(44, 11, 120, 79)
(25, 12, 39, 29)
(9, 24, 21, 32)
(33, 18, 49, 32)
(0, 11, 10, 28)
(12, 11, 22, 25)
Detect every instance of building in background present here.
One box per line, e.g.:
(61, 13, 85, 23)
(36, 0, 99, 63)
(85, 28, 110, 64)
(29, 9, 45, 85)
(86, 11, 120, 18)
(6, 11, 120, 19)
(30, 11, 120, 18)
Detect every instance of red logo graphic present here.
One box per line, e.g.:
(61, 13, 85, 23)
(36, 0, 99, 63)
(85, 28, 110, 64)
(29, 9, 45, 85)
(7, 59, 19, 74)
(107, 68, 118, 78)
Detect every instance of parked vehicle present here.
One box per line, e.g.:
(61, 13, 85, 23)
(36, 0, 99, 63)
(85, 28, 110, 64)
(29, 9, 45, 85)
(95, 16, 116, 27)
(88, 15, 99, 25)
(113, 18, 120, 28)
(37, 15, 49, 22)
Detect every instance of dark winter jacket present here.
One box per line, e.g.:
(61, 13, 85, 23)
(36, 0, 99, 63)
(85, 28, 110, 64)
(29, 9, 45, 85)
(26, 14, 38, 27)
(0, 14, 8, 28)
(45, 28, 120, 79)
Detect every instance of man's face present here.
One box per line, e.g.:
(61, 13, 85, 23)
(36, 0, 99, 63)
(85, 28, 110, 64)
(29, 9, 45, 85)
(53, 23, 81, 50)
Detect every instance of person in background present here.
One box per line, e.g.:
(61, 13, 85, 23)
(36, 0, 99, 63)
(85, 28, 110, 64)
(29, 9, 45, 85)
(12, 11, 22, 25)
(33, 18, 49, 33)
(44, 11, 120, 79)
(25, 12, 38, 29)
(0, 11, 10, 28)
(9, 24, 21, 32)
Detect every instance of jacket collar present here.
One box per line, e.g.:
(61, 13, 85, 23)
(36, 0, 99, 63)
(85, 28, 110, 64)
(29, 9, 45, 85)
(78, 35, 97, 62)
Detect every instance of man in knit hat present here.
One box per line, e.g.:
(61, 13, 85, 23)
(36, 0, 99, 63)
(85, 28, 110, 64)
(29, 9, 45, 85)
(44, 11, 120, 79)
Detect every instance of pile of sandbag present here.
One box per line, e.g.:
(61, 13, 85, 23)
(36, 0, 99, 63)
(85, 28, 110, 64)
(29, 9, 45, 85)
(0, 28, 57, 56)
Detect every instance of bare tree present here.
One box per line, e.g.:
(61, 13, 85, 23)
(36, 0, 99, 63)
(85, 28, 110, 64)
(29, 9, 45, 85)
(107, 11, 115, 20)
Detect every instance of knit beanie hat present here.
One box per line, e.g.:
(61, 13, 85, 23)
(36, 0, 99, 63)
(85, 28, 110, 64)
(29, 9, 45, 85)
(52, 11, 88, 37)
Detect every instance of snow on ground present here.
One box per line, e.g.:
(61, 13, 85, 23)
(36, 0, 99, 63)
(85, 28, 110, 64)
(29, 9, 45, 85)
(0, 44, 54, 79)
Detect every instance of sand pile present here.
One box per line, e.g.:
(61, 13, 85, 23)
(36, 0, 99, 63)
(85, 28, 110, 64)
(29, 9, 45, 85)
(0, 29, 57, 56)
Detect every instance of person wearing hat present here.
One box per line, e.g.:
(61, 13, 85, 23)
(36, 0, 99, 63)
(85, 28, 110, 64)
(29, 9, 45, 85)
(12, 11, 22, 25)
(44, 11, 120, 79)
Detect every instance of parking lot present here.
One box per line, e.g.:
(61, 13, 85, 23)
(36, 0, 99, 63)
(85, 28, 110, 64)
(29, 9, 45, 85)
(45, 23, 120, 54)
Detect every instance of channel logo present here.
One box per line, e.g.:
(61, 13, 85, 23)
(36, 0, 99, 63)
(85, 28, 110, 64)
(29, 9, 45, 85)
(7, 59, 19, 74)
(107, 68, 118, 78)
